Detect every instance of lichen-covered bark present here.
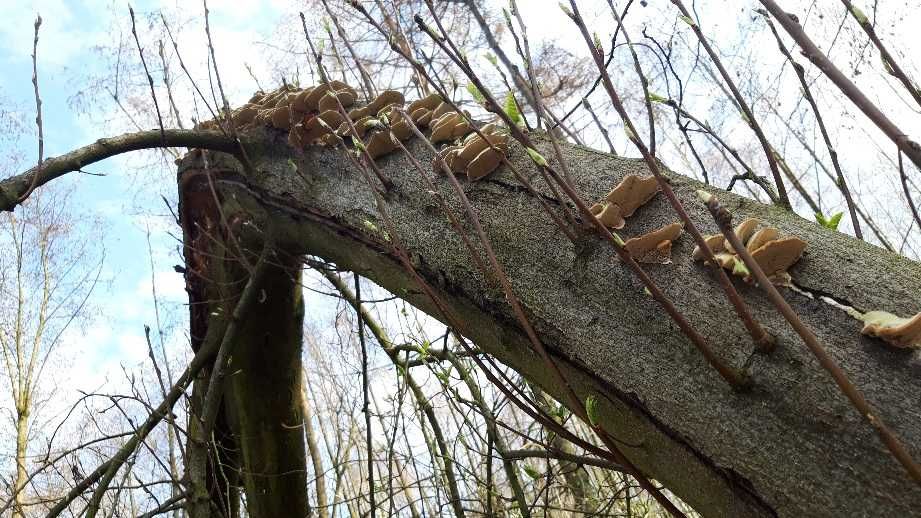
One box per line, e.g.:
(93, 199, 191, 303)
(179, 129, 921, 518)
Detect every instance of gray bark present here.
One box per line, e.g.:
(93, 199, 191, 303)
(178, 129, 921, 518)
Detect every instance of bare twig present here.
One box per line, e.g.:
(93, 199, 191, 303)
(670, 0, 791, 209)
(160, 13, 217, 121)
(898, 150, 921, 234)
(758, 10, 862, 239)
(354, 273, 376, 518)
(158, 39, 185, 129)
(838, 0, 921, 110)
(19, 15, 44, 204)
(758, 0, 921, 171)
(129, 6, 166, 144)
(582, 98, 616, 154)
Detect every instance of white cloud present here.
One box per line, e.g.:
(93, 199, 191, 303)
(0, 0, 110, 66)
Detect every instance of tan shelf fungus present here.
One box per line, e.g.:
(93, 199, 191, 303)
(858, 311, 921, 348)
(590, 175, 661, 230)
(622, 222, 684, 264)
(438, 123, 509, 181)
(692, 217, 807, 285)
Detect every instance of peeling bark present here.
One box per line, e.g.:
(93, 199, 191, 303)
(178, 129, 921, 518)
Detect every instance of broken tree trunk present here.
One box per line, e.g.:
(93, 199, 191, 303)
(180, 156, 309, 517)
(177, 129, 921, 518)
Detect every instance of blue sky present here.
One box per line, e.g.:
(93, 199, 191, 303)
(0, 0, 292, 391)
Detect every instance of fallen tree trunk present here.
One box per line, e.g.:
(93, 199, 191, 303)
(178, 128, 921, 518)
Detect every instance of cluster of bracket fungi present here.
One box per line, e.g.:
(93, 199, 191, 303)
(195, 80, 509, 182)
(590, 174, 684, 264)
(691, 217, 807, 285)
(194, 82, 920, 350)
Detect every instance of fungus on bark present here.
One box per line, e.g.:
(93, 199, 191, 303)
(589, 202, 625, 229)
(691, 218, 807, 285)
(589, 174, 661, 230)
(623, 222, 684, 264)
(430, 112, 471, 143)
(858, 311, 921, 348)
(436, 124, 509, 180)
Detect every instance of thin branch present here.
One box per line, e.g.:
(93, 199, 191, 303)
(129, 6, 166, 144)
(19, 14, 44, 204)
(898, 150, 921, 235)
(355, 273, 376, 518)
(838, 0, 921, 110)
(669, 0, 791, 208)
(758, 0, 921, 171)
(0, 129, 239, 213)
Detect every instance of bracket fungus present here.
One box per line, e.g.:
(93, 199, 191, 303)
(590, 202, 626, 229)
(406, 93, 442, 127)
(436, 123, 509, 181)
(193, 82, 492, 167)
(430, 111, 472, 143)
(692, 217, 807, 284)
(623, 222, 684, 264)
(347, 90, 404, 121)
(857, 311, 921, 348)
(589, 175, 661, 229)
(289, 110, 346, 148)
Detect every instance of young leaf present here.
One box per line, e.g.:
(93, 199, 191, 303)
(523, 464, 541, 479)
(503, 92, 522, 126)
(815, 211, 843, 230)
(585, 395, 600, 426)
(466, 82, 485, 104)
(485, 52, 498, 67)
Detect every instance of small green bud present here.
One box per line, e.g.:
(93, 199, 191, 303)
(732, 258, 750, 277)
(466, 82, 485, 104)
(526, 147, 548, 167)
(624, 125, 637, 141)
(849, 4, 869, 24)
(559, 2, 573, 17)
(679, 15, 696, 27)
